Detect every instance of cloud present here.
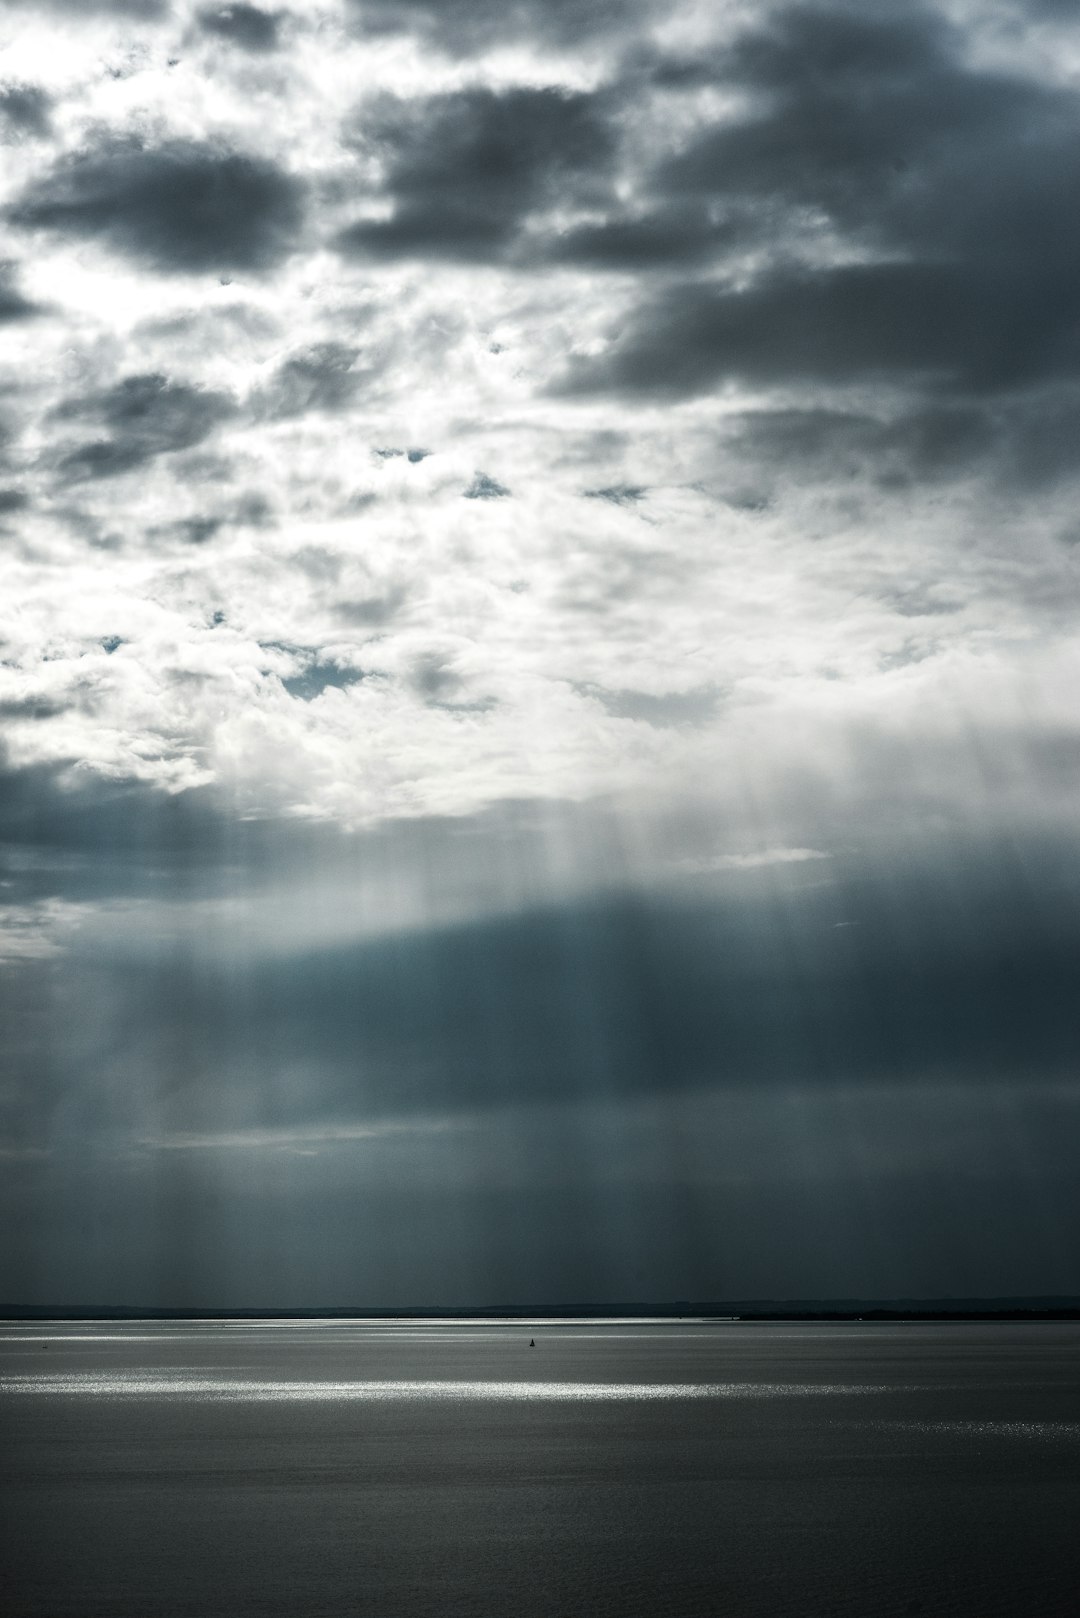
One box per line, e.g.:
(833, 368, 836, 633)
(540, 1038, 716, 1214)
(654, 2, 1074, 271)
(0, 263, 39, 323)
(345, 0, 654, 54)
(559, 3, 1080, 399)
(3, 0, 167, 12)
(0, 898, 87, 962)
(725, 406, 995, 486)
(195, 4, 281, 52)
(255, 343, 372, 420)
(548, 207, 728, 271)
(335, 585, 409, 627)
(0, 696, 72, 721)
(671, 847, 831, 874)
(0, 84, 52, 141)
(463, 472, 510, 499)
(560, 261, 1080, 399)
(9, 138, 305, 275)
(52, 372, 236, 481)
(584, 484, 646, 505)
(140, 1115, 462, 1152)
(338, 86, 615, 263)
(578, 683, 722, 728)
(14, 837, 1080, 1138)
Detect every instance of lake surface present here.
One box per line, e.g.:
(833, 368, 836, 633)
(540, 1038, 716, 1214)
(2, 1319, 1078, 1616)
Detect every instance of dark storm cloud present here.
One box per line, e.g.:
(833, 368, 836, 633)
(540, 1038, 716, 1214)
(195, 4, 281, 51)
(560, 262, 1080, 399)
(346, 0, 652, 53)
(547, 206, 728, 271)
(658, 5, 973, 215)
(0, 264, 39, 323)
(9, 138, 304, 275)
(0, 760, 252, 890)
(0, 84, 52, 141)
(561, 3, 1080, 404)
(338, 87, 614, 263)
(659, 8, 1080, 287)
(53, 372, 235, 482)
(27, 836, 1080, 1139)
(726, 406, 995, 488)
(2, 748, 1079, 1301)
(725, 394, 1080, 493)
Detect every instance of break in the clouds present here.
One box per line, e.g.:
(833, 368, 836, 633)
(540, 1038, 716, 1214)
(1, 0, 1079, 1305)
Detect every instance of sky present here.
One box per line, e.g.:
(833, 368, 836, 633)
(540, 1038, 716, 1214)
(1, 0, 1079, 1308)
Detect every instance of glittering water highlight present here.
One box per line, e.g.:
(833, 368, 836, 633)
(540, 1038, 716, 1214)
(1, 1372, 885, 1401)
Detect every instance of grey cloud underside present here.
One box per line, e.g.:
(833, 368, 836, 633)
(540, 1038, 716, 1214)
(547, 208, 736, 271)
(651, 2, 1080, 264)
(53, 373, 235, 482)
(463, 473, 509, 499)
(326, 1, 1080, 454)
(5, 822, 1080, 1146)
(255, 343, 372, 421)
(4, 0, 168, 12)
(339, 87, 615, 262)
(9, 140, 304, 274)
(556, 3, 1080, 403)
(158, 881, 1080, 1119)
(725, 396, 1080, 492)
(0, 265, 39, 323)
(195, 4, 281, 51)
(562, 263, 1080, 400)
(577, 683, 721, 727)
(0, 84, 52, 141)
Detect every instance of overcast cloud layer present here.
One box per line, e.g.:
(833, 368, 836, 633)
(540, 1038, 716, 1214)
(2, 0, 1079, 1305)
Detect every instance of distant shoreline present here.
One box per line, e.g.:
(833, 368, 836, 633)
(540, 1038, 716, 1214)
(3, 1299, 1079, 1323)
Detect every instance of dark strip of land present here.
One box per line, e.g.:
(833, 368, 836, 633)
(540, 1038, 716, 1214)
(2, 1298, 1078, 1321)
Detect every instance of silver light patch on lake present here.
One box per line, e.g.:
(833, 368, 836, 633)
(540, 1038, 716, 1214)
(0, 1374, 883, 1402)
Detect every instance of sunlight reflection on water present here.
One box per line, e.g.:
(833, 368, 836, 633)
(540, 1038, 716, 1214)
(2, 1374, 886, 1401)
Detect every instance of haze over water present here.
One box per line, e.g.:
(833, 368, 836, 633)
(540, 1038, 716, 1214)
(3, 1319, 1079, 1617)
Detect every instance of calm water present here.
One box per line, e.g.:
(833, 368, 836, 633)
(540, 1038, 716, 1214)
(2, 1320, 1078, 1616)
